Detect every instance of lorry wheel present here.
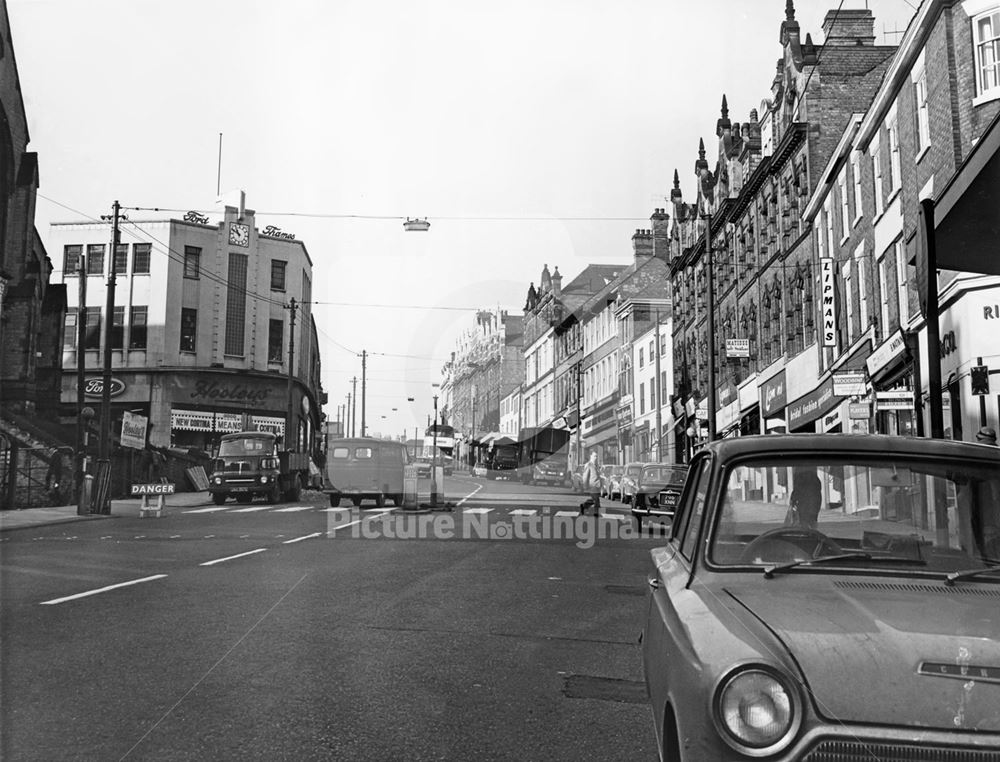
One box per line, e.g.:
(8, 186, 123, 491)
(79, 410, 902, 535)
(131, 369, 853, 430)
(267, 483, 281, 504)
(285, 478, 301, 502)
(212, 493, 227, 506)
(351, 497, 362, 507)
(375, 494, 385, 508)
(236, 494, 253, 504)
(329, 493, 341, 507)
(392, 494, 403, 506)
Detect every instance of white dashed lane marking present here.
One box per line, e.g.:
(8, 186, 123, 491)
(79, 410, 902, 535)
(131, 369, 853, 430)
(283, 532, 322, 544)
(40, 574, 168, 606)
(272, 505, 314, 512)
(229, 505, 273, 513)
(200, 548, 267, 567)
(183, 506, 230, 514)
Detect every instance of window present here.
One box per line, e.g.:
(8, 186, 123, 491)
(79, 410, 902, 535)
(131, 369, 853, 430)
(180, 308, 197, 352)
(85, 309, 101, 350)
(649, 380, 656, 411)
(114, 244, 128, 275)
(914, 67, 930, 155)
(878, 256, 891, 337)
(851, 151, 864, 222)
(268, 319, 284, 363)
(855, 244, 870, 334)
(679, 459, 711, 560)
(129, 306, 148, 349)
(838, 170, 850, 242)
(63, 245, 83, 275)
(132, 243, 151, 274)
(271, 260, 287, 292)
(649, 340, 655, 360)
(184, 246, 201, 279)
(886, 119, 901, 196)
(638, 347, 644, 368)
(225, 253, 248, 356)
(894, 240, 909, 326)
(63, 309, 78, 349)
(639, 382, 646, 415)
(842, 260, 854, 344)
(86, 244, 105, 275)
(871, 138, 884, 216)
(973, 9, 1000, 100)
(111, 306, 125, 350)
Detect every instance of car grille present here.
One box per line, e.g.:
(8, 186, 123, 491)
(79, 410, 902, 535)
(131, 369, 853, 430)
(803, 740, 998, 761)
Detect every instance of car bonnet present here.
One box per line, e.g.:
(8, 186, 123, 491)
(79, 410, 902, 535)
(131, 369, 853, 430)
(724, 579, 1000, 731)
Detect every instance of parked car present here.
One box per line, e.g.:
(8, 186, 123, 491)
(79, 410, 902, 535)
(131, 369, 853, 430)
(641, 433, 1000, 761)
(601, 464, 623, 499)
(630, 463, 688, 528)
(620, 461, 648, 505)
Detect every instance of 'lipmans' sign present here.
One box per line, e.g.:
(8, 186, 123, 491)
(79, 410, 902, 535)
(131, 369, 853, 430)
(821, 258, 836, 347)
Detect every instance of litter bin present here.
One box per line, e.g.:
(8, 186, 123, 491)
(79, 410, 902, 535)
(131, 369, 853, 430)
(402, 464, 418, 510)
(78, 474, 94, 515)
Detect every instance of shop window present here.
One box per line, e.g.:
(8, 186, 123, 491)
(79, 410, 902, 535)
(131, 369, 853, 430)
(87, 244, 105, 275)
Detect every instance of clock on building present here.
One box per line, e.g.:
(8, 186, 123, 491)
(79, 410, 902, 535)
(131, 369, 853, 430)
(228, 222, 250, 247)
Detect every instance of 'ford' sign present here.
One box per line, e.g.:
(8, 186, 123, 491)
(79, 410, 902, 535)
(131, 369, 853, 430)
(84, 377, 126, 398)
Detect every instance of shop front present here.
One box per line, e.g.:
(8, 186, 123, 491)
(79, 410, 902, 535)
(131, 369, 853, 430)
(760, 369, 787, 434)
(583, 397, 619, 463)
(865, 329, 917, 437)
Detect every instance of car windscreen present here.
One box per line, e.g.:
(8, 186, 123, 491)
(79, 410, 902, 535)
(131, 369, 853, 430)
(640, 466, 686, 485)
(218, 438, 274, 456)
(709, 455, 1000, 574)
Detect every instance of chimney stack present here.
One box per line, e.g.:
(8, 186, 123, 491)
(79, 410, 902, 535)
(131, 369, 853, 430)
(651, 209, 670, 261)
(632, 229, 654, 262)
(822, 9, 875, 46)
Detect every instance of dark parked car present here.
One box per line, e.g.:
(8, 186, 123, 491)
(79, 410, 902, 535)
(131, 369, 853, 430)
(642, 433, 1000, 761)
(630, 463, 688, 528)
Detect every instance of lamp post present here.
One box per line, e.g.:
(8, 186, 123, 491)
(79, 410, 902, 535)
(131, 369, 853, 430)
(430, 391, 440, 507)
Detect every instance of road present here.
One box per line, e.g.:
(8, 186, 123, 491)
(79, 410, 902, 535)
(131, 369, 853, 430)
(1, 474, 668, 761)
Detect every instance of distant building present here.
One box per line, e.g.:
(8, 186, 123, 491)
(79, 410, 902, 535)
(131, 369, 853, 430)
(49, 202, 325, 454)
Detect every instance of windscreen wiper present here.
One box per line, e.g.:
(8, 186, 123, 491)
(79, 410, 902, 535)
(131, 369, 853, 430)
(764, 553, 927, 579)
(944, 567, 1000, 586)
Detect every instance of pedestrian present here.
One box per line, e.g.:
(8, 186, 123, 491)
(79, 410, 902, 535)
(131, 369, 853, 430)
(579, 450, 603, 517)
(975, 426, 998, 446)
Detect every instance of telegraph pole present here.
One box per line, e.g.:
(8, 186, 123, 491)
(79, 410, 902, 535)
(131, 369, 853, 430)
(95, 201, 123, 514)
(351, 377, 358, 437)
(285, 297, 297, 449)
(360, 350, 367, 436)
(75, 248, 88, 514)
(654, 307, 663, 460)
(705, 213, 718, 442)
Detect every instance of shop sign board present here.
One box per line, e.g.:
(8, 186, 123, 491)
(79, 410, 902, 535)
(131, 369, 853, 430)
(170, 409, 243, 432)
(760, 370, 787, 418)
(120, 411, 147, 450)
(848, 402, 871, 419)
(787, 376, 840, 430)
(865, 329, 907, 377)
(725, 338, 749, 359)
(833, 372, 867, 397)
(821, 258, 837, 347)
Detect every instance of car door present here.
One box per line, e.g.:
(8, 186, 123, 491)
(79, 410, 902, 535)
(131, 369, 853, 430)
(642, 456, 712, 736)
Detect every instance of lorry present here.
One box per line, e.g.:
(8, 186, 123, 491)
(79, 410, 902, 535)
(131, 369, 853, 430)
(516, 426, 572, 487)
(208, 431, 311, 505)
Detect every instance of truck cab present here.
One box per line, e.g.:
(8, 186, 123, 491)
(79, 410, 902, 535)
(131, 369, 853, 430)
(208, 431, 309, 505)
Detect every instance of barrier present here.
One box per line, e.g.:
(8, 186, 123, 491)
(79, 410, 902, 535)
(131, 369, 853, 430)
(131, 482, 175, 517)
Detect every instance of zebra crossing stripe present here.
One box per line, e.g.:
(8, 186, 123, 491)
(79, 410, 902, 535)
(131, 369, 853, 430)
(183, 506, 231, 514)
(554, 511, 579, 518)
(463, 508, 493, 515)
(510, 509, 537, 516)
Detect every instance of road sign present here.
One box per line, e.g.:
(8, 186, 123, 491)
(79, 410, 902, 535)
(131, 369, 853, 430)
(971, 365, 990, 396)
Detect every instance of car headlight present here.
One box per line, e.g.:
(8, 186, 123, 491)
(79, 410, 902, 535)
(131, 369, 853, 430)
(260, 475, 269, 484)
(713, 667, 799, 756)
(213, 476, 222, 485)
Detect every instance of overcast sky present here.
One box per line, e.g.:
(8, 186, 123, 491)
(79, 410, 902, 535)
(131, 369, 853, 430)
(9, 0, 918, 437)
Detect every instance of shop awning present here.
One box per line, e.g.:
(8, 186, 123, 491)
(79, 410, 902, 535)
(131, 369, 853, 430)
(934, 110, 1000, 275)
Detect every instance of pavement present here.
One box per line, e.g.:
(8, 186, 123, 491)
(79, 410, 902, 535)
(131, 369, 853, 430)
(0, 491, 215, 532)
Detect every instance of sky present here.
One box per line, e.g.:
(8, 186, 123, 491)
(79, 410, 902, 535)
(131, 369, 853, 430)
(8, 0, 918, 438)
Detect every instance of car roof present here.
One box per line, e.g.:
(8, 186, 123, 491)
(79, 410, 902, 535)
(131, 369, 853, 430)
(702, 433, 1000, 461)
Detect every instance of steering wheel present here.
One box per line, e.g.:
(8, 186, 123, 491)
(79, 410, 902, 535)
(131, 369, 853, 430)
(739, 527, 842, 564)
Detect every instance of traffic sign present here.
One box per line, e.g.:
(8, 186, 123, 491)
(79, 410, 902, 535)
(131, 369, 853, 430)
(971, 365, 990, 396)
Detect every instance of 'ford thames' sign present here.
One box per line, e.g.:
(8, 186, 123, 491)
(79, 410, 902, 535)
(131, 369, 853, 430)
(84, 377, 126, 398)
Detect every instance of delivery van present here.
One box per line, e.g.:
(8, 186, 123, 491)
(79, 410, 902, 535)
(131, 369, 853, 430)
(324, 437, 407, 507)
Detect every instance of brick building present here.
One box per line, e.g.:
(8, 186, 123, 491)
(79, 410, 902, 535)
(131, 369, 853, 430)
(668, 3, 896, 457)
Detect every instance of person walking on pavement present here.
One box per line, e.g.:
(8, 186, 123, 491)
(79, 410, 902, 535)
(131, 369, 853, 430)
(579, 450, 603, 517)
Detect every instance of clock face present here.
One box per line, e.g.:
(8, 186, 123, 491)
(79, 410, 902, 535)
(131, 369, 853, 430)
(229, 223, 250, 247)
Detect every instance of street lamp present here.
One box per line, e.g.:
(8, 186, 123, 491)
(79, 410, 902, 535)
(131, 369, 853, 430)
(430, 385, 440, 507)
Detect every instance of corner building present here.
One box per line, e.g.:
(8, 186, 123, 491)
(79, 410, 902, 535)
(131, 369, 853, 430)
(50, 202, 325, 456)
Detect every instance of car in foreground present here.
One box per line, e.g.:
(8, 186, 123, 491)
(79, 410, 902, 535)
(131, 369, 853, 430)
(641, 433, 1000, 761)
(630, 463, 688, 528)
